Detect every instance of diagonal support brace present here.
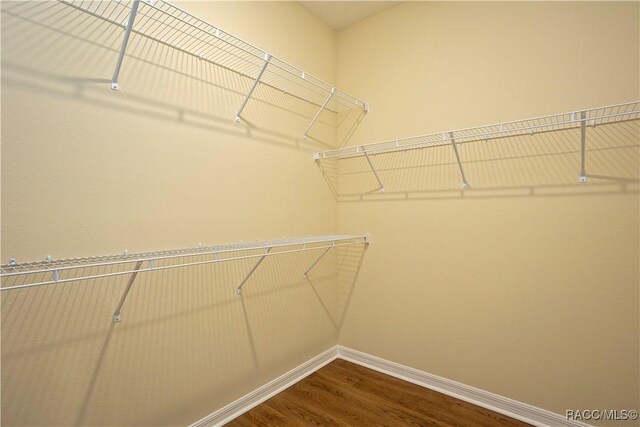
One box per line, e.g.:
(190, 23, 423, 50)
(303, 88, 335, 138)
(363, 149, 385, 192)
(237, 247, 271, 295)
(112, 260, 143, 323)
(236, 53, 272, 122)
(111, 0, 141, 90)
(449, 132, 469, 189)
(579, 111, 587, 183)
(303, 243, 334, 279)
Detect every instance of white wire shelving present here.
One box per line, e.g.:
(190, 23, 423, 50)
(1, 235, 370, 322)
(313, 101, 640, 192)
(58, 0, 368, 135)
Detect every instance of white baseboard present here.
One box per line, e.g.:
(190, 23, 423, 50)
(191, 345, 590, 427)
(189, 347, 338, 427)
(336, 346, 590, 427)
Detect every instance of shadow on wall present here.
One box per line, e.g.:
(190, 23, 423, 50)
(0, 243, 368, 426)
(0, 1, 365, 152)
(318, 121, 640, 202)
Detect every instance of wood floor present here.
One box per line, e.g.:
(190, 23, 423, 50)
(227, 359, 531, 426)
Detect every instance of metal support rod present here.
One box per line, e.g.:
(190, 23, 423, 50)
(303, 88, 335, 137)
(112, 260, 143, 323)
(236, 53, 272, 122)
(449, 132, 469, 189)
(363, 150, 385, 192)
(303, 244, 332, 279)
(236, 247, 272, 295)
(111, 0, 141, 91)
(579, 111, 587, 183)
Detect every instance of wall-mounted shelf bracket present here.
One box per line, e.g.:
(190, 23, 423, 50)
(303, 242, 334, 279)
(236, 53, 272, 122)
(44, 256, 60, 283)
(449, 132, 469, 189)
(304, 87, 335, 138)
(236, 247, 272, 295)
(110, 0, 140, 91)
(363, 149, 385, 192)
(579, 111, 587, 183)
(112, 260, 143, 323)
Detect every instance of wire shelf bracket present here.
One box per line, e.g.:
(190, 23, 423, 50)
(111, 0, 141, 91)
(1, 235, 370, 321)
(236, 246, 271, 295)
(304, 87, 335, 138)
(362, 148, 385, 193)
(449, 131, 469, 189)
(313, 101, 640, 191)
(579, 110, 587, 183)
(112, 260, 143, 323)
(303, 241, 334, 279)
(236, 53, 271, 123)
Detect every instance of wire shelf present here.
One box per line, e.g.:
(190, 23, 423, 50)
(0, 235, 370, 292)
(58, 0, 368, 120)
(314, 101, 640, 160)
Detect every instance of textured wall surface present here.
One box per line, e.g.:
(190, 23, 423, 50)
(0, 2, 362, 425)
(1, 1, 639, 426)
(334, 2, 639, 425)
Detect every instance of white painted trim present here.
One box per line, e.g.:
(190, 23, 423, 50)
(336, 345, 591, 427)
(191, 345, 591, 427)
(189, 347, 338, 427)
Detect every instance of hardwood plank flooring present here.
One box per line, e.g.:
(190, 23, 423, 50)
(227, 359, 531, 426)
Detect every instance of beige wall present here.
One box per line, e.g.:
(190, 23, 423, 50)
(2, 1, 639, 426)
(0, 2, 352, 425)
(335, 1, 639, 425)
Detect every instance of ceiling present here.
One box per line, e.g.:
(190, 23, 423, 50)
(299, 1, 401, 30)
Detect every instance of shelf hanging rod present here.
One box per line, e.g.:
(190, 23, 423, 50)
(135, 0, 364, 106)
(58, 0, 366, 110)
(59, 0, 341, 112)
(328, 112, 636, 158)
(1, 238, 365, 279)
(1, 238, 369, 292)
(314, 101, 639, 160)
